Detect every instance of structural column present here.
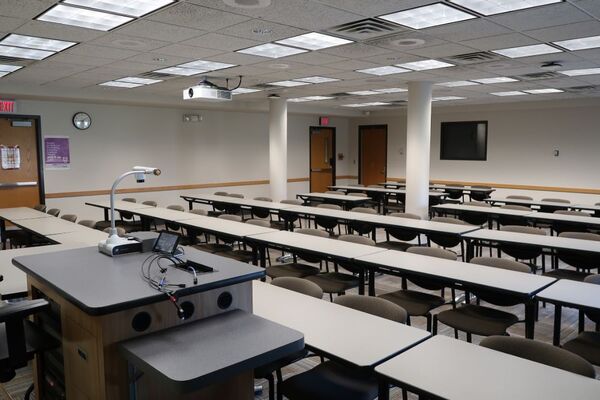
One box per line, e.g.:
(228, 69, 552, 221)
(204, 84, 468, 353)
(269, 96, 288, 201)
(405, 81, 433, 219)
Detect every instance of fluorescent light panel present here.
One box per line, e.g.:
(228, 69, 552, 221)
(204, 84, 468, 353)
(37, 4, 133, 31)
(64, 0, 175, 18)
(523, 88, 563, 94)
(268, 80, 311, 87)
(472, 77, 518, 84)
(356, 66, 408, 76)
(178, 60, 236, 71)
(0, 45, 54, 60)
(293, 76, 340, 84)
(288, 96, 334, 102)
(277, 32, 353, 50)
(0, 64, 22, 72)
(449, 0, 562, 16)
(433, 96, 466, 101)
(554, 35, 600, 51)
(379, 3, 476, 29)
(437, 80, 479, 87)
(153, 66, 207, 76)
(116, 77, 161, 85)
(347, 90, 379, 96)
(558, 68, 600, 76)
(374, 87, 407, 93)
(237, 43, 307, 58)
(232, 88, 261, 94)
(493, 43, 562, 58)
(0, 34, 76, 51)
(100, 81, 143, 88)
(397, 59, 454, 71)
(490, 91, 528, 96)
(342, 102, 391, 107)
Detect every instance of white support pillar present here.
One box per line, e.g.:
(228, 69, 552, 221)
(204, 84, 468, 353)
(405, 81, 433, 219)
(269, 96, 288, 201)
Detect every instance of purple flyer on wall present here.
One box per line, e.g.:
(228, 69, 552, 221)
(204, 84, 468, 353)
(44, 136, 70, 169)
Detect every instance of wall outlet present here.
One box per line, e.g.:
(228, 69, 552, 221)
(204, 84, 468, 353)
(554, 149, 559, 157)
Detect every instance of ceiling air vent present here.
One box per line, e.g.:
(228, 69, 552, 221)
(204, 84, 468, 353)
(330, 92, 352, 97)
(565, 85, 598, 93)
(443, 51, 505, 65)
(513, 71, 562, 81)
(327, 18, 404, 40)
(0, 56, 25, 63)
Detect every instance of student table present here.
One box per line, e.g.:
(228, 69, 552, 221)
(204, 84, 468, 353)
(180, 194, 296, 213)
(296, 192, 371, 210)
(0, 207, 52, 247)
(432, 203, 535, 228)
(485, 197, 600, 213)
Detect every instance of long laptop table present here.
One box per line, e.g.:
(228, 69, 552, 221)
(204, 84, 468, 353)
(296, 192, 371, 210)
(485, 197, 600, 213)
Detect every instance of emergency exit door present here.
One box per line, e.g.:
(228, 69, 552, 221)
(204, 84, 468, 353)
(309, 127, 336, 192)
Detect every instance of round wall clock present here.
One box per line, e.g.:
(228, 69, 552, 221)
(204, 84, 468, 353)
(73, 112, 91, 130)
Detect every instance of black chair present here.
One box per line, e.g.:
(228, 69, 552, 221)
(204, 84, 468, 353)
(551, 210, 591, 234)
(428, 217, 472, 260)
(498, 225, 546, 272)
(459, 201, 490, 226)
(278, 199, 304, 231)
(443, 184, 464, 202)
(497, 204, 531, 228)
(314, 204, 343, 236)
(0, 298, 59, 400)
(266, 229, 329, 279)
(164, 205, 186, 233)
(376, 212, 422, 252)
(544, 232, 600, 281)
(348, 207, 377, 237)
(469, 186, 492, 202)
(539, 198, 570, 213)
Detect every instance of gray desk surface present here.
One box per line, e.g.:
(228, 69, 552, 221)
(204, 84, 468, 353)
(120, 309, 304, 393)
(376, 335, 600, 400)
(12, 217, 93, 236)
(536, 279, 600, 311)
(486, 197, 600, 211)
(180, 194, 297, 211)
(525, 211, 600, 226)
(0, 207, 52, 221)
(130, 207, 207, 222)
(248, 230, 386, 260)
(48, 229, 109, 245)
(297, 192, 371, 202)
(181, 215, 277, 238)
(253, 281, 429, 367)
(380, 183, 495, 193)
(329, 185, 446, 197)
(463, 229, 600, 254)
(12, 246, 264, 315)
(85, 199, 157, 211)
(357, 250, 555, 296)
(433, 203, 534, 217)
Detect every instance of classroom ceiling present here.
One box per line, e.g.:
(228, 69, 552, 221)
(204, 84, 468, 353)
(2, 0, 600, 112)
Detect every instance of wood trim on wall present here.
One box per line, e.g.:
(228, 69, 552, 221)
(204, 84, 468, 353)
(388, 177, 600, 195)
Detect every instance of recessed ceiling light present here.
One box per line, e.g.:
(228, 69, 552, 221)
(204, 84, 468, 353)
(223, 0, 272, 9)
(472, 77, 518, 84)
(397, 59, 455, 71)
(490, 91, 528, 96)
(554, 35, 600, 51)
(433, 96, 466, 101)
(356, 66, 409, 76)
(374, 87, 408, 93)
(288, 96, 335, 102)
(232, 87, 262, 94)
(347, 90, 379, 96)
(237, 43, 307, 58)
(0, 45, 54, 60)
(558, 68, 600, 76)
(178, 60, 236, 71)
(0, 64, 22, 72)
(342, 102, 391, 107)
(154, 66, 206, 76)
(492, 43, 562, 58)
(116, 77, 162, 85)
(378, 3, 476, 29)
(436, 80, 479, 87)
(63, 0, 175, 18)
(99, 81, 143, 88)
(37, 4, 133, 31)
(0, 34, 76, 52)
(523, 88, 564, 94)
(293, 76, 340, 84)
(267, 80, 311, 87)
(276, 32, 353, 50)
(449, 0, 562, 16)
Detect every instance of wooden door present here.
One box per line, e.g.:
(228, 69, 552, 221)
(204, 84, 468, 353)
(310, 127, 335, 192)
(0, 116, 43, 208)
(359, 125, 387, 186)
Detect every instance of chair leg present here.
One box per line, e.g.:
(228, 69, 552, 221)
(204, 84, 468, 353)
(432, 314, 438, 335)
(426, 313, 432, 332)
(454, 328, 458, 339)
(266, 373, 275, 400)
(276, 369, 284, 400)
(579, 310, 585, 333)
(466, 332, 472, 343)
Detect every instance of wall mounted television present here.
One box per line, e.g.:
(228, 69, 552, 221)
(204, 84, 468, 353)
(440, 121, 488, 161)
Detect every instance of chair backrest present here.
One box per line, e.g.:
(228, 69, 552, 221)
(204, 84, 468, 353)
(338, 234, 375, 246)
(325, 191, 342, 195)
(385, 212, 421, 241)
(463, 201, 491, 207)
(390, 212, 421, 220)
(214, 191, 228, 196)
(104, 227, 126, 236)
(78, 220, 97, 229)
(254, 196, 273, 202)
(280, 199, 303, 205)
(60, 214, 77, 223)
(500, 225, 546, 235)
(541, 198, 570, 204)
(190, 209, 208, 216)
(506, 195, 533, 200)
(122, 198, 136, 203)
(246, 219, 271, 228)
(166, 205, 185, 212)
(557, 232, 600, 272)
(406, 246, 457, 260)
(334, 294, 407, 323)
(317, 203, 342, 211)
(431, 216, 470, 226)
(351, 207, 377, 215)
(349, 184, 365, 187)
(296, 228, 330, 238)
(501, 204, 531, 211)
(218, 214, 242, 222)
(142, 200, 158, 207)
(227, 193, 244, 198)
(554, 210, 589, 216)
(46, 208, 60, 217)
(470, 257, 530, 305)
(583, 274, 600, 324)
(559, 231, 600, 241)
(271, 277, 323, 298)
(480, 336, 595, 378)
(33, 204, 46, 212)
(350, 192, 369, 197)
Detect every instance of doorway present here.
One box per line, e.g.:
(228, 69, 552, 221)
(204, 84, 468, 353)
(309, 127, 336, 192)
(359, 125, 387, 186)
(0, 115, 45, 209)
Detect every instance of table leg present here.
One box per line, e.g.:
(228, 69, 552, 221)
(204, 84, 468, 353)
(368, 268, 376, 296)
(466, 240, 475, 261)
(187, 200, 193, 211)
(378, 380, 390, 400)
(525, 300, 536, 339)
(553, 304, 562, 346)
(103, 207, 109, 222)
(259, 246, 267, 282)
(358, 268, 365, 296)
(0, 219, 6, 249)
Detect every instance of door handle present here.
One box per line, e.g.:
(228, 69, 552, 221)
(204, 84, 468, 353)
(324, 142, 328, 164)
(0, 181, 37, 188)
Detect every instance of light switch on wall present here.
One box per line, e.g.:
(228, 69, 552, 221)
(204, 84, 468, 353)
(554, 149, 559, 157)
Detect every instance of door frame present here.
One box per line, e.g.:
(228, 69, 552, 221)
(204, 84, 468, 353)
(358, 124, 388, 185)
(0, 113, 45, 204)
(309, 126, 336, 192)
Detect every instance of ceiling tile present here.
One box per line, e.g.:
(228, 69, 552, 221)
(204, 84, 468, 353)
(0, 16, 28, 32)
(490, 2, 591, 32)
(311, 0, 435, 17)
(124, 52, 195, 67)
(181, 33, 262, 51)
(103, 60, 157, 74)
(66, 44, 140, 60)
(324, 59, 381, 71)
(524, 21, 600, 43)
(152, 43, 224, 58)
(366, 32, 446, 52)
(216, 19, 308, 42)
(148, 3, 251, 31)
(460, 33, 539, 52)
(423, 19, 511, 42)
(407, 43, 479, 58)
(282, 52, 348, 66)
(115, 20, 205, 43)
(205, 51, 266, 65)
(575, 0, 600, 18)
(14, 20, 105, 42)
(320, 43, 391, 58)
(47, 52, 115, 67)
(0, 0, 56, 19)
(91, 34, 170, 52)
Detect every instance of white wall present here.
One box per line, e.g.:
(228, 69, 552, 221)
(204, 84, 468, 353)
(14, 99, 353, 221)
(349, 99, 600, 204)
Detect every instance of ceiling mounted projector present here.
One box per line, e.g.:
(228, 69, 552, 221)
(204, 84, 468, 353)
(183, 78, 232, 102)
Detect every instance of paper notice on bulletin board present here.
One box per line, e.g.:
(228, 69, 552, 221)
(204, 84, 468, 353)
(1, 145, 21, 169)
(44, 136, 70, 169)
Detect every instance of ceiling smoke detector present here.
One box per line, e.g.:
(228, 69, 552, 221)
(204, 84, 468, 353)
(223, 0, 271, 9)
(391, 38, 426, 48)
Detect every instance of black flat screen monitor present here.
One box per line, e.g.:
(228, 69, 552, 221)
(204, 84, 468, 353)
(153, 231, 181, 255)
(440, 121, 488, 161)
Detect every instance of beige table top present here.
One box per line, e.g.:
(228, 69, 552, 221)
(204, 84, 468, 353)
(85, 200, 157, 211)
(297, 192, 371, 201)
(536, 279, 600, 311)
(0, 207, 52, 221)
(181, 215, 277, 238)
(49, 229, 109, 246)
(13, 217, 92, 236)
(433, 203, 534, 216)
(329, 185, 446, 197)
(180, 194, 297, 211)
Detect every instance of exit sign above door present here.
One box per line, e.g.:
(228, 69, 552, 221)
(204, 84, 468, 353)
(0, 100, 16, 113)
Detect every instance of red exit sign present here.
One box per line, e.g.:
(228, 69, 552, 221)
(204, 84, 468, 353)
(0, 100, 16, 113)
(319, 116, 329, 126)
